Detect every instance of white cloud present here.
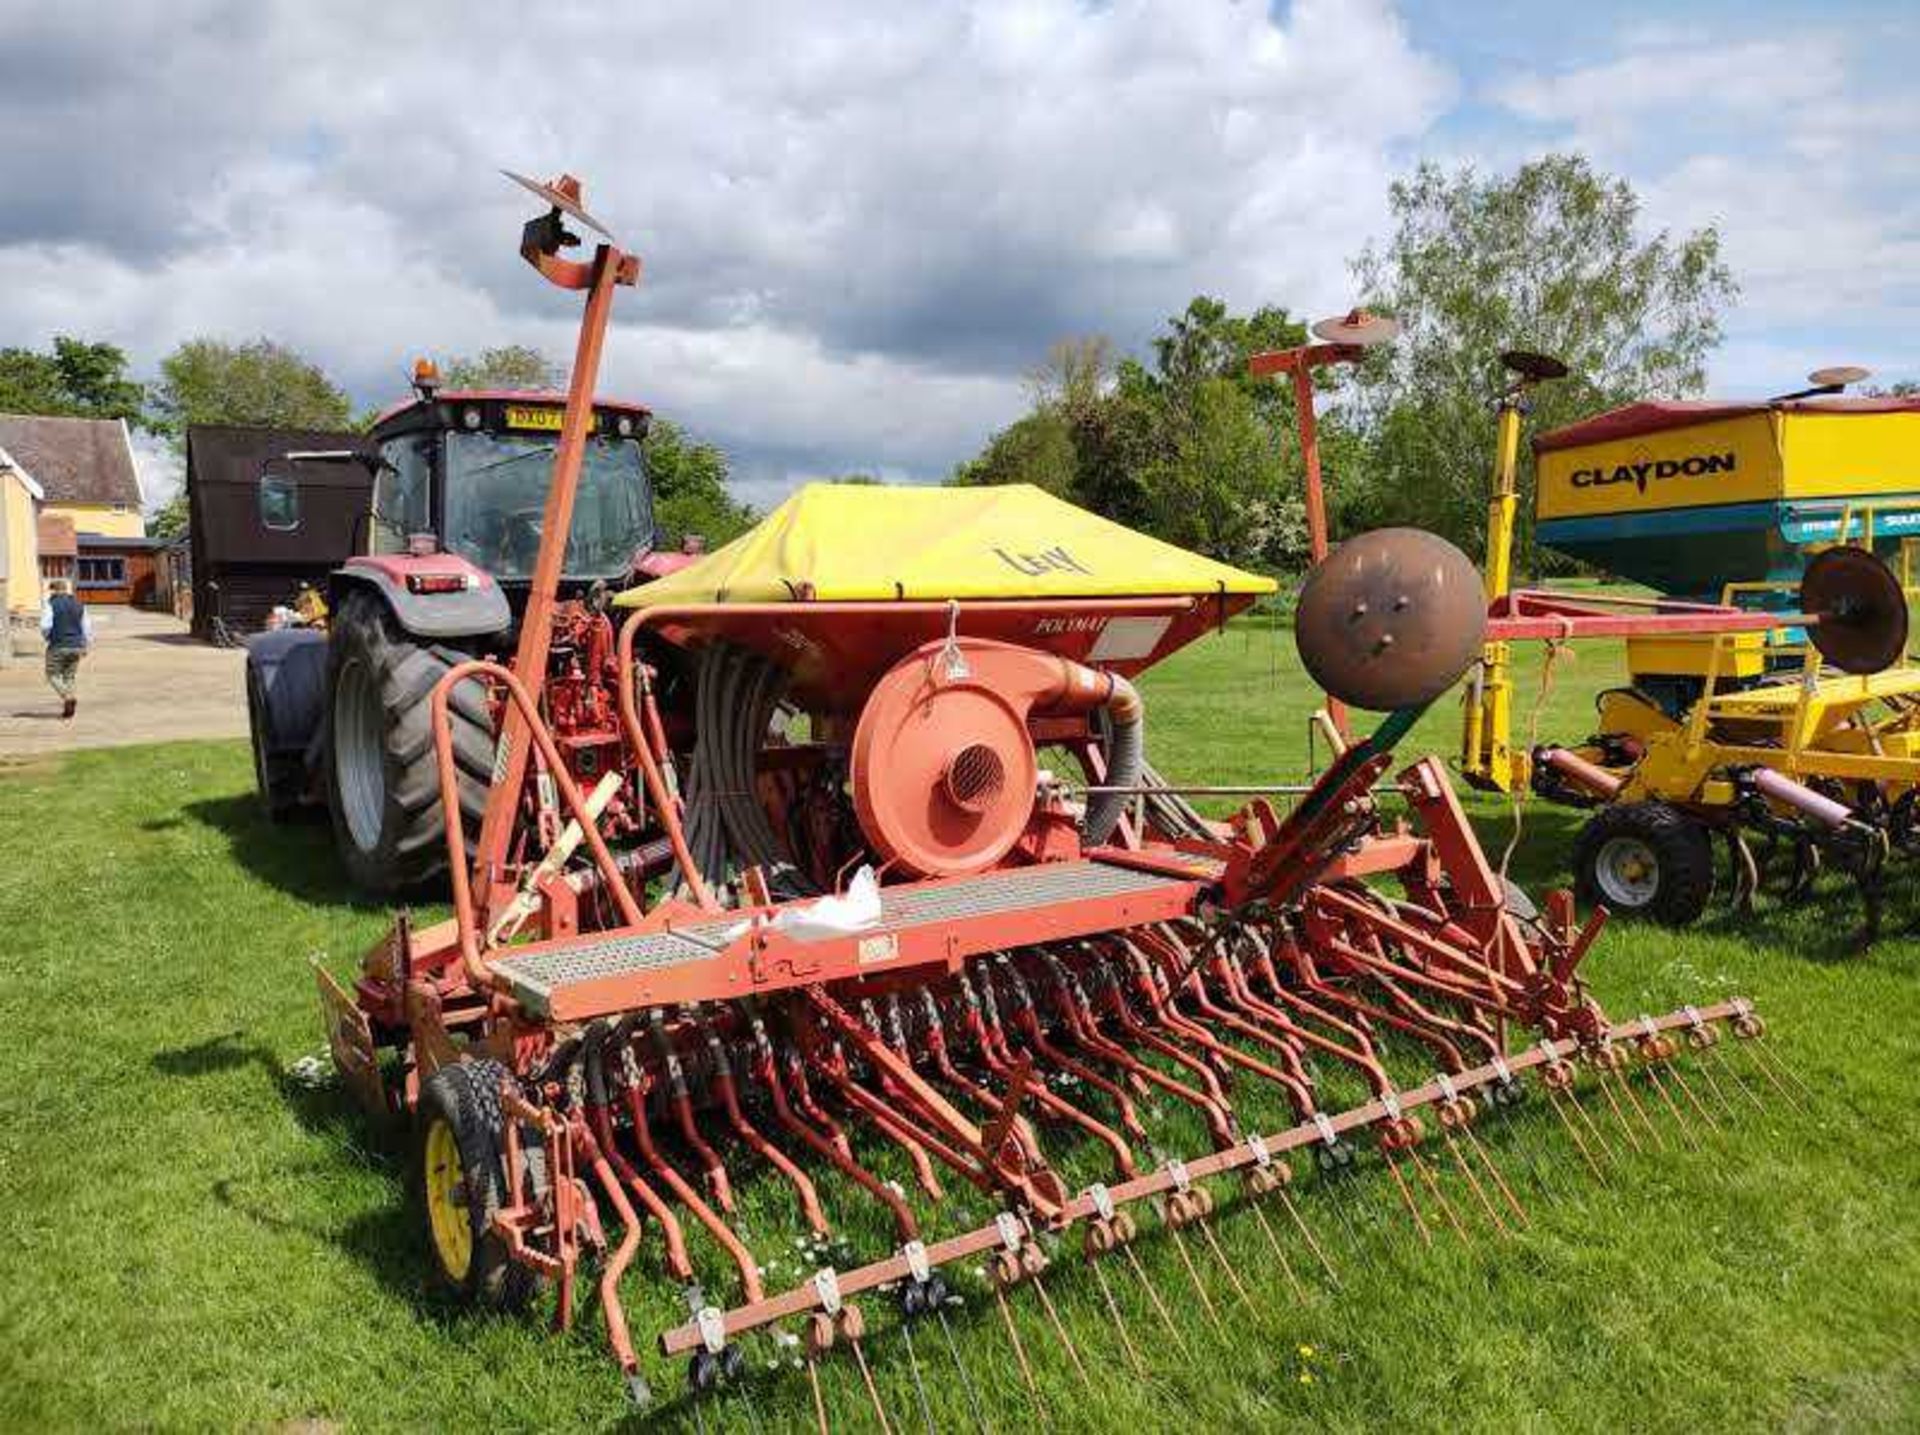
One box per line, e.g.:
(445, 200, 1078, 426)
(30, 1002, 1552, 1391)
(0, 0, 1455, 501)
(1489, 26, 1920, 394)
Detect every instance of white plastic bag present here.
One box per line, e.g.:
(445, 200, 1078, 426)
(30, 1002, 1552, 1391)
(720, 865, 883, 943)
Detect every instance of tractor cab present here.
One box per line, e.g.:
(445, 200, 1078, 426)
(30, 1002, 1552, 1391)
(365, 366, 658, 606)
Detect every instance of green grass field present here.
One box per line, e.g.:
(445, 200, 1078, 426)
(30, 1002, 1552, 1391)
(3, 620, 1919, 1432)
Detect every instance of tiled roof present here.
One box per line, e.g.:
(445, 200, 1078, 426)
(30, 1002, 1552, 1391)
(0, 414, 141, 507)
(37, 511, 77, 557)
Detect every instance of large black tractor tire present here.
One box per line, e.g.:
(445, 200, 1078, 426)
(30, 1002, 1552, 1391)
(1572, 801, 1715, 928)
(416, 1059, 542, 1312)
(323, 590, 494, 893)
(244, 628, 329, 821)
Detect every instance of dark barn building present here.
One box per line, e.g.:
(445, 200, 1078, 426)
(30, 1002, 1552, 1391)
(186, 425, 373, 639)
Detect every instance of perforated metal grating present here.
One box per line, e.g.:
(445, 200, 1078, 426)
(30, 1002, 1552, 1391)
(489, 859, 1196, 1015)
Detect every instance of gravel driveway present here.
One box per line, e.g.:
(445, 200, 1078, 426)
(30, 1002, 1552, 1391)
(0, 608, 247, 758)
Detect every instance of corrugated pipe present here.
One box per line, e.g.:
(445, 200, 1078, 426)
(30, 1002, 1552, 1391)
(1083, 673, 1144, 844)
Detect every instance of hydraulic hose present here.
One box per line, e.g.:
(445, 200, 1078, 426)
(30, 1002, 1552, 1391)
(677, 643, 813, 901)
(1083, 673, 1144, 845)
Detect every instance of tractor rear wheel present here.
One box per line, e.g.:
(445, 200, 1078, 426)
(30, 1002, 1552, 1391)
(417, 1059, 541, 1311)
(1573, 801, 1714, 927)
(324, 590, 494, 893)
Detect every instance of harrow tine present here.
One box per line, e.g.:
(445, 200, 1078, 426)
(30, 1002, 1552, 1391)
(1544, 1083, 1610, 1181)
(1163, 1214, 1227, 1331)
(1408, 1145, 1472, 1246)
(1318, 1165, 1384, 1274)
(931, 1302, 990, 1435)
(1460, 1121, 1530, 1229)
(1708, 1040, 1771, 1116)
(1478, 1077, 1573, 1207)
(1443, 1127, 1511, 1237)
(1379, 1148, 1433, 1246)
(1611, 1062, 1666, 1151)
(1590, 1064, 1646, 1155)
(1031, 1268, 1096, 1392)
(1740, 1029, 1813, 1110)
(1246, 1195, 1308, 1301)
(848, 1330, 896, 1435)
(804, 1354, 830, 1435)
(1120, 1240, 1193, 1356)
(1276, 1184, 1341, 1288)
(991, 1277, 1045, 1412)
(1089, 1255, 1151, 1377)
(1196, 1213, 1258, 1314)
(802, 1314, 838, 1435)
(1639, 1059, 1700, 1153)
(1691, 1053, 1744, 1120)
(735, 1371, 767, 1435)
(1663, 1058, 1723, 1133)
(896, 1316, 938, 1435)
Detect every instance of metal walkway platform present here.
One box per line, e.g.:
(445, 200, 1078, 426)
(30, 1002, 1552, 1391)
(489, 858, 1201, 1018)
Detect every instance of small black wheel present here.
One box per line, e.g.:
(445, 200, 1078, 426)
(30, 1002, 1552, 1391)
(1572, 801, 1715, 927)
(417, 1058, 541, 1311)
(1490, 1076, 1525, 1109)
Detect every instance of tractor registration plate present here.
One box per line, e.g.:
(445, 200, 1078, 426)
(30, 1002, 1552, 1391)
(504, 404, 565, 431)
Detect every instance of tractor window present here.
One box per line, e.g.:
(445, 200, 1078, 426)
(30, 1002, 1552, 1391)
(373, 436, 433, 554)
(443, 431, 654, 581)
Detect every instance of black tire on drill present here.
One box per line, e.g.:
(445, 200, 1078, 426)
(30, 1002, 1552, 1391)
(416, 1059, 541, 1311)
(323, 589, 495, 893)
(1572, 800, 1715, 928)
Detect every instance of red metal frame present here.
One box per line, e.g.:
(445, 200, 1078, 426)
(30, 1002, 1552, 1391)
(327, 176, 1775, 1408)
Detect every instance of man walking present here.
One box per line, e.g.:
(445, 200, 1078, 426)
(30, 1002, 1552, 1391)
(39, 578, 92, 719)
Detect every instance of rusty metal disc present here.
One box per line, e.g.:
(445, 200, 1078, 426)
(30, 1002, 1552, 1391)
(502, 169, 614, 239)
(1499, 349, 1569, 382)
(1311, 309, 1400, 347)
(1294, 527, 1488, 711)
(1801, 545, 1908, 674)
(1808, 364, 1871, 389)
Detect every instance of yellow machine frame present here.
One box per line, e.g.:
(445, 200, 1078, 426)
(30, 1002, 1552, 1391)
(1465, 422, 1920, 802)
(1461, 382, 1526, 792)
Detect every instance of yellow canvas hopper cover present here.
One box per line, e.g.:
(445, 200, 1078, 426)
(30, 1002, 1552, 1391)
(616, 482, 1277, 607)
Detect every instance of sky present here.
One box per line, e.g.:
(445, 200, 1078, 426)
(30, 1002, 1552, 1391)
(0, 0, 1913, 511)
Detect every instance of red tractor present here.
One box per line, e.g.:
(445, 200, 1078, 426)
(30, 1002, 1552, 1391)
(244, 182, 696, 892)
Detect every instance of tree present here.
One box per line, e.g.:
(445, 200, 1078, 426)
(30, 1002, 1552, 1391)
(0, 337, 144, 421)
(150, 339, 353, 452)
(148, 493, 190, 542)
(952, 298, 1320, 571)
(1348, 154, 1737, 564)
(644, 418, 755, 547)
(443, 344, 561, 391)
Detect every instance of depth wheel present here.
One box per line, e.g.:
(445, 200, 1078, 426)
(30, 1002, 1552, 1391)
(1573, 801, 1714, 927)
(417, 1059, 542, 1312)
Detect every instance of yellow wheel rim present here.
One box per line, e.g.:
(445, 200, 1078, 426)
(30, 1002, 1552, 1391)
(424, 1117, 473, 1282)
